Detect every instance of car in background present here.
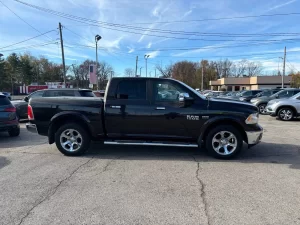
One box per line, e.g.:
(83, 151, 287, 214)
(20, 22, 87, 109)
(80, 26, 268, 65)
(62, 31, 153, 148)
(234, 90, 263, 102)
(0, 92, 11, 100)
(204, 91, 224, 98)
(266, 92, 300, 121)
(255, 89, 282, 98)
(93, 90, 105, 98)
(11, 89, 95, 120)
(251, 88, 300, 114)
(0, 94, 20, 137)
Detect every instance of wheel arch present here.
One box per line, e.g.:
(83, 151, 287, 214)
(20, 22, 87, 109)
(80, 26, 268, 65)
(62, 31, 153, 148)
(198, 118, 248, 144)
(276, 105, 297, 116)
(48, 112, 92, 144)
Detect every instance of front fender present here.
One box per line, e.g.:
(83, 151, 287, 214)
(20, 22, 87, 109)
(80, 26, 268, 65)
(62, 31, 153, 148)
(198, 115, 246, 143)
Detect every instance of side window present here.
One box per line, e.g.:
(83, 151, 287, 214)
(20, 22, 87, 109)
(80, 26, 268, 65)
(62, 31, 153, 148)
(44, 91, 59, 97)
(29, 91, 44, 99)
(241, 91, 251, 97)
(153, 81, 185, 102)
(116, 80, 146, 100)
(293, 90, 300, 95)
(59, 90, 75, 96)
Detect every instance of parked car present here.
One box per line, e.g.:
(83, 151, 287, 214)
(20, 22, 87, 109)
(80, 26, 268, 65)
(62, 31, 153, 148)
(93, 90, 105, 98)
(266, 92, 300, 121)
(26, 77, 263, 159)
(234, 90, 263, 102)
(0, 92, 11, 100)
(255, 89, 282, 98)
(0, 94, 20, 137)
(11, 89, 95, 119)
(204, 91, 224, 98)
(251, 89, 300, 114)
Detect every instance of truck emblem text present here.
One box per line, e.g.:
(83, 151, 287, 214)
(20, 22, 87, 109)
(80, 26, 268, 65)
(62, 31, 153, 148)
(187, 115, 199, 120)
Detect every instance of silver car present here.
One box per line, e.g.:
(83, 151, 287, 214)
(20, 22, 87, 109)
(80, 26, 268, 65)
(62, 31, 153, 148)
(266, 92, 300, 121)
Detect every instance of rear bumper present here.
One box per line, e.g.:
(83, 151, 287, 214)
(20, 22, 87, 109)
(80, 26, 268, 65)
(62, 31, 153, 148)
(246, 125, 263, 146)
(0, 120, 19, 132)
(26, 123, 37, 133)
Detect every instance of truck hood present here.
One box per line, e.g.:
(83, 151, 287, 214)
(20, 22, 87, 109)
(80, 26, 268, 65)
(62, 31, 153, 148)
(209, 98, 258, 114)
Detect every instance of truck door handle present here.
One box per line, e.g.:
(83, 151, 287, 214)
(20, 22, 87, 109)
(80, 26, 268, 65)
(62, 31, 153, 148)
(155, 107, 165, 110)
(111, 105, 121, 109)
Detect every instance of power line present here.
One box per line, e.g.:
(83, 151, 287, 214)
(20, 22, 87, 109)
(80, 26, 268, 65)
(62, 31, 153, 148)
(0, 42, 58, 52)
(0, 30, 56, 50)
(0, 0, 54, 42)
(64, 26, 94, 44)
(13, 0, 300, 39)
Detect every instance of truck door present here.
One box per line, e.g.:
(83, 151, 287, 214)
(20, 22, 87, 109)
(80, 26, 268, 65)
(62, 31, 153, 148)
(149, 79, 207, 141)
(104, 79, 153, 138)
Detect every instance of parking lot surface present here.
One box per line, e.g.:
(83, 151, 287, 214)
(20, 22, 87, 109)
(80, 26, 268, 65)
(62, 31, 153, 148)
(0, 116, 300, 225)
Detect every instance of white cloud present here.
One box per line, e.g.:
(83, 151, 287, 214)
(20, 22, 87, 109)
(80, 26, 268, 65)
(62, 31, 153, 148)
(267, 0, 297, 12)
(127, 46, 134, 53)
(146, 50, 160, 58)
(147, 42, 152, 48)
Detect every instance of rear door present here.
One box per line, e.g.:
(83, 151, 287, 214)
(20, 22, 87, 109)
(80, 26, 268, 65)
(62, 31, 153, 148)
(104, 79, 153, 138)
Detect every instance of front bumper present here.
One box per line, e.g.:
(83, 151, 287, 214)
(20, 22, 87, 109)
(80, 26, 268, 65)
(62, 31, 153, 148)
(0, 120, 19, 132)
(246, 126, 263, 146)
(266, 106, 276, 116)
(26, 123, 37, 133)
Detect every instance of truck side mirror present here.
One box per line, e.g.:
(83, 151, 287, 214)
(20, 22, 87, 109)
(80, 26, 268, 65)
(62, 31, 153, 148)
(179, 93, 189, 102)
(24, 96, 29, 102)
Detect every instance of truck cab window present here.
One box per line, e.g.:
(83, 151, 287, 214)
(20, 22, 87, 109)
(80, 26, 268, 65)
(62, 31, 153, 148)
(154, 81, 185, 102)
(116, 80, 146, 100)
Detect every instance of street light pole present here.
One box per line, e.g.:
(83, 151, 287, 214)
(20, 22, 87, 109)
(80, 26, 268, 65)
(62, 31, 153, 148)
(144, 55, 150, 77)
(95, 34, 102, 90)
(140, 67, 143, 76)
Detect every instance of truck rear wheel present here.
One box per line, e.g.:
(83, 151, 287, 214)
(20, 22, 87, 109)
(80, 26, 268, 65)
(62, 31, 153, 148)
(55, 123, 90, 156)
(205, 125, 243, 159)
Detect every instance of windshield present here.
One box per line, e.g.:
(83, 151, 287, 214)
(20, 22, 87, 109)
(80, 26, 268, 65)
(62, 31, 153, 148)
(291, 92, 300, 99)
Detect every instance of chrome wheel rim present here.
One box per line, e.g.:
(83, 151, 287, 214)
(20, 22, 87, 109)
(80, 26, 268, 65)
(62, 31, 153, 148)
(212, 131, 238, 156)
(279, 109, 292, 120)
(259, 104, 267, 114)
(60, 129, 82, 152)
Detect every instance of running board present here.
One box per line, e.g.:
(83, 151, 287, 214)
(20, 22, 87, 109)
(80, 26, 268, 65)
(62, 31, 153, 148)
(104, 141, 198, 148)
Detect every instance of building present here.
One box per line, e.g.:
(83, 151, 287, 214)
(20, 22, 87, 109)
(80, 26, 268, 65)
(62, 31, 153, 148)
(209, 75, 292, 91)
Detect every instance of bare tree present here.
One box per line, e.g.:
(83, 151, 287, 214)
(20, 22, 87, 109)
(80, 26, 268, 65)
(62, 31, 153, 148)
(155, 63, 173, 78)
(246, 61, 263, 77)
(214, 59, 233, 78)
(124, 68, 134, 77)
(98, 61, 114, 89)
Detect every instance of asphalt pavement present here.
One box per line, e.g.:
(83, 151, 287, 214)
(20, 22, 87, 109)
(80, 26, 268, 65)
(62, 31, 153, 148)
(0, 116, 300, 225)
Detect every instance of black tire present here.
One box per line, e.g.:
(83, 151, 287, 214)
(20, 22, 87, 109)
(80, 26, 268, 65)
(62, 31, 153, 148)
(55, 123, 90, 156)
(258, 103, 267, 115)
(277, 108, 294, 121)
(8, 127, 20, 137)
(205, 125, 243, 159)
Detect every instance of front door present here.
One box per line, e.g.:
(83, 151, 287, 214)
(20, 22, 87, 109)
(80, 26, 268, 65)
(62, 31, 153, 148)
(105, 79, 153, 138)
(149, 80, 207, 141)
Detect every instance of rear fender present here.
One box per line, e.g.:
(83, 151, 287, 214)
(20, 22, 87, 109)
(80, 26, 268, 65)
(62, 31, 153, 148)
(48, 111, 92, 144)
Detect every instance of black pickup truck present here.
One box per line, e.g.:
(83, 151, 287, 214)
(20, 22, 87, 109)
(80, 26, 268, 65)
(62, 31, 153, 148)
(26, 77, 263, 159)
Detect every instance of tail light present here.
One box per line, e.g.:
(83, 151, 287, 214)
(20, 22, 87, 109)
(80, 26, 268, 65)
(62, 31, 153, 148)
(28, 105, 34, 120)
(4, 107, 16, 112)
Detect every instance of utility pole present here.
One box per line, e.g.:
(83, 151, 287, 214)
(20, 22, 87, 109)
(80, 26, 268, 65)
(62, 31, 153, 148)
(95, 35, 101, 89)
(135, 56, 138, 76)
(282, 46, 286, 88)
(58, 22, 66, 87)
(200, 60, 204, 91)
(140, 67, 143, 76)
(144, 55, 150, 77)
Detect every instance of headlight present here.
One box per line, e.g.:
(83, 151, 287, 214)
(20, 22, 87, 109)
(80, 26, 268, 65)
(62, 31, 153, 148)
(239, 97, 245, 101)
(250, 99, 257, 103)
(245, 113, 259, 124)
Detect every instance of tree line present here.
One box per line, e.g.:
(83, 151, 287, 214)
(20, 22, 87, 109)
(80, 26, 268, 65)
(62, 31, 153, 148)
(0, 52, 114, 92)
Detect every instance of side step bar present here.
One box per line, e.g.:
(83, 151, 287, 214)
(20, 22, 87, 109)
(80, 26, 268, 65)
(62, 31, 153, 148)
(104, 141, 198, 148)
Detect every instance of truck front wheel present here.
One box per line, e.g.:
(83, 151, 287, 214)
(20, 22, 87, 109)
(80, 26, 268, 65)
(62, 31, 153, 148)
(55, 123, 90, 156)
(205, 125, 243, 159)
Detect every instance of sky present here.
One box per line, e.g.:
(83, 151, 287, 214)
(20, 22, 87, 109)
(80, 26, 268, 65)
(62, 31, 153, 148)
(1, 0, 300, 77)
